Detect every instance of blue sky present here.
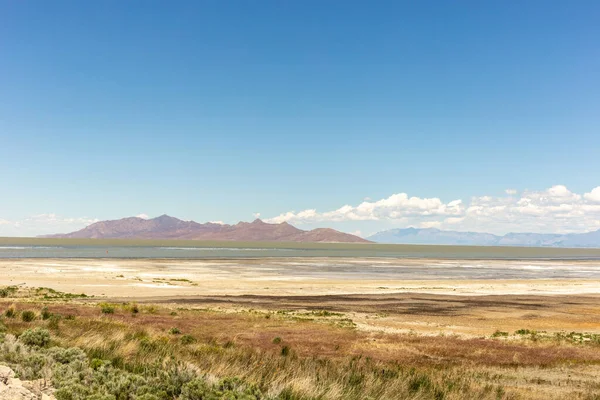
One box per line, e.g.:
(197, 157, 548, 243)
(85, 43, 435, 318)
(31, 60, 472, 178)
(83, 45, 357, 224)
(1, 1, 600, 237)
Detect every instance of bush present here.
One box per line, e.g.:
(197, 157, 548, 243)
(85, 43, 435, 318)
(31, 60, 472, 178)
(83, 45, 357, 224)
(124, 303, 139, 314)
(41, 306, 52, 320)
(180, 379, 211, 400)
(4, 306, 16, 318)
(0, 286, 17, 298)
(21, 310, 36, 322)
(272, 337, 282, 344)
(100, 303, 115, 314)
(20, 327, 51, 347)
(515, 329, 535, 335)
(46, 346, 87, 364)
(181, 335, 196, 345)
(492, 330, 509, 338)
(281, 345, 291, 356)
(169, 327, 181, 335)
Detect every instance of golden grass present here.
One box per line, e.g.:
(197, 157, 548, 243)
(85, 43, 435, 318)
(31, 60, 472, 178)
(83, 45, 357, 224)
(2, 296, 600, 399)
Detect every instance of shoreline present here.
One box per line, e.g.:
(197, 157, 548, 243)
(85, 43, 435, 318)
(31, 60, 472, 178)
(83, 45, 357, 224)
(1, 257, 599, 297)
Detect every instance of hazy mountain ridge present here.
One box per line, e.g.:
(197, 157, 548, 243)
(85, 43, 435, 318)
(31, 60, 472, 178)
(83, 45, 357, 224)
(43, 215, 370, 243)
(367, 227, 600, 248)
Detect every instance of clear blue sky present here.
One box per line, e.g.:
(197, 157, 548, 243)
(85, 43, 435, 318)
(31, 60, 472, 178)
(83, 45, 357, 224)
(1, 1, 599, 236)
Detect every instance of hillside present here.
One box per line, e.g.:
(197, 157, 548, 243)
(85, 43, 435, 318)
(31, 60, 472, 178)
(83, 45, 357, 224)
(43, 215, 370, 243)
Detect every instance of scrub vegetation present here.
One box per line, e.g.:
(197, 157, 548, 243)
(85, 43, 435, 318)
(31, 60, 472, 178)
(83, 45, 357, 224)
(1, 286, 600, 399)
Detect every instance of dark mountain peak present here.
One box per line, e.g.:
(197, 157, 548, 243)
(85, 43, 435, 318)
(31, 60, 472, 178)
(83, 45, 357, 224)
(45, 215, 369, 243)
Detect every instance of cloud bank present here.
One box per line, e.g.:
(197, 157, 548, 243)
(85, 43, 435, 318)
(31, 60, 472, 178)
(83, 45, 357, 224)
(265, 185, 600, 234)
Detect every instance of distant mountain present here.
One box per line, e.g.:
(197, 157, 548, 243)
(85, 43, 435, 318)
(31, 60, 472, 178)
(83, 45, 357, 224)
(368, 228, 499, 246)
(43, 215, 370, 243)
(367, 227, 600, 248)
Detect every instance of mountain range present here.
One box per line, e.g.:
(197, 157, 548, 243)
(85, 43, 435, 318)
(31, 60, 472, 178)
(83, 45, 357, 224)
(43, 215, 370, 243)
(367, 227, 600, 248)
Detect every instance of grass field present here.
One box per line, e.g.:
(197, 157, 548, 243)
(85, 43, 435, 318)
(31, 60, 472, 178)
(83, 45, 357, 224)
(1, 286, 600, 399)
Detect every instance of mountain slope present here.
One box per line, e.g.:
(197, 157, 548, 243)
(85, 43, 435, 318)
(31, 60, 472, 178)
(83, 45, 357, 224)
(368, 228, 500, 246)
(44, 215, 371, 243)
(367, 228, 600, 248)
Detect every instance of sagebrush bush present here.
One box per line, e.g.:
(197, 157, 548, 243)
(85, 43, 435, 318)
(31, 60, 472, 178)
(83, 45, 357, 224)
(180, 335, 196, 345)
(0, 332, 266, 400)
(20, 327, 51, 347)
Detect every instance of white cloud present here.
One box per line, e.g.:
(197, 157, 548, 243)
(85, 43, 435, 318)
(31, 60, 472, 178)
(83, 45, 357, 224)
(584, 187, 600, 203)
(351, 230, 363, 237)
(505, 189, 517, 195)
(209, 220, 225, 225)
(264, 185, 600, 234)
(136, 214, 150, 219)
(253, 212, 261, 219)
(266, 193, 463, 224)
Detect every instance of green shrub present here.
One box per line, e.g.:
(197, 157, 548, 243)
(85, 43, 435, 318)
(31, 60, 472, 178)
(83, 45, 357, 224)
(41, 306, 52, 320)
(20, 327, 51, 347)
(180, 379, 211, 400)
(100, 303, 115, 314)
(21, 310, 36, 322)
(181, 335, 196, 345)
(127, 303, 139, 314)
(491, 330, 509, 338)
(515, 329, 535, 335)
(169, 327, 181, 335)
(0, 286, 17, 298)
(281, 345, 291, 356)
(46, 346, 87, 364)
(272, 337, 282, 344)
(4, 306, 16, 318)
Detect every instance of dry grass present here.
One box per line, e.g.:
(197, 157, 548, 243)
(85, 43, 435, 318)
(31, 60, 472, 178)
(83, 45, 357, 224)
(2, 292, 600, 399)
